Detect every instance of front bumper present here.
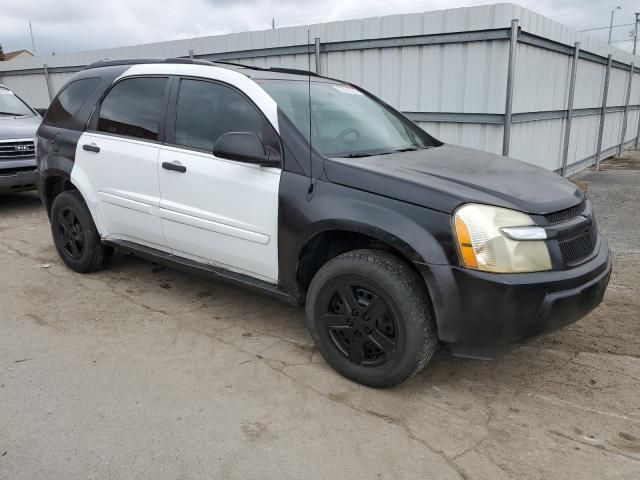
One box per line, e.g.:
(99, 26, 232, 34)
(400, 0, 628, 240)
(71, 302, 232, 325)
(0, 158, 38, 192)
(418, 236, 612, 359)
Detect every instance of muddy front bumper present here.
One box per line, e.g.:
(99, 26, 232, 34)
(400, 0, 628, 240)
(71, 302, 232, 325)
(418, 236, 612, 359)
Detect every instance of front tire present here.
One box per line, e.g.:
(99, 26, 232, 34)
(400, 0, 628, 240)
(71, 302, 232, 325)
(305, 249, 438, 388)
(50, 190, 109, 273)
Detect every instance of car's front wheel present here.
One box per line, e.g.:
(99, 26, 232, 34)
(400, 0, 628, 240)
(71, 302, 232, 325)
(50, 190, 110, 273)
(305, 249, 438, 388)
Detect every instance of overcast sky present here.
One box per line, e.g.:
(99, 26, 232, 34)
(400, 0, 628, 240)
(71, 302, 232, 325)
(3, 0, 640, 56)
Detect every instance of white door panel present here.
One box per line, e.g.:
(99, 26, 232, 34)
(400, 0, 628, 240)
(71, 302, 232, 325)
(72, 132, 167, 250)
(158, 145, 280, 282)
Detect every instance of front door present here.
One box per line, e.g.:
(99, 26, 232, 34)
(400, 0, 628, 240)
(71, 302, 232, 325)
(72, 76, 170, 250)
(158, 78, 282, 283)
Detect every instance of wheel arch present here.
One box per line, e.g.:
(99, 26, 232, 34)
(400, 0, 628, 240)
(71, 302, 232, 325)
(41, 171, 77, 216)
(41, 166, 104, 237)
(290, 221, 431, 304)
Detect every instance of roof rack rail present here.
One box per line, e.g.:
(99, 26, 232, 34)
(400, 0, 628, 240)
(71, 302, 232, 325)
(210, 60, 320, 77)
(83, 57, 216, 70)
(166, 57, 216, 66)
(209, 60, 268, 70)
(81, 57, 323, 78)
(267, 67, 321, 77)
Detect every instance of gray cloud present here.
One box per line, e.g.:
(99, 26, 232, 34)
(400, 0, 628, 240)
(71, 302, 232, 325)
(1, 0, 637, 56)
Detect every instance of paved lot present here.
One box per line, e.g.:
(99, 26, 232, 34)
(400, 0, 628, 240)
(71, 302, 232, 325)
(1, 154, 639, 480)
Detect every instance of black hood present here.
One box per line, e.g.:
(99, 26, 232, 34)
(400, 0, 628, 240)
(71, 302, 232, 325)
(324, 144, 583, 215)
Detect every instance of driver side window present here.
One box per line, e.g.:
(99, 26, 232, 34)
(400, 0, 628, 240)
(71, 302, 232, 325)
(174, 79, 280, 157)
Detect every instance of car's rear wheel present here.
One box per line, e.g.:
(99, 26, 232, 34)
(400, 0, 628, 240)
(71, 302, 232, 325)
(305, 249, 438, 388)
(50, 190, 109, 273)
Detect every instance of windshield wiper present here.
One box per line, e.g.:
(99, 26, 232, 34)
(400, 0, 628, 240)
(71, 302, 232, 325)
(0, 112, 22, 116)
(339, 152, 375, 158)
(337, 148, 421, 158)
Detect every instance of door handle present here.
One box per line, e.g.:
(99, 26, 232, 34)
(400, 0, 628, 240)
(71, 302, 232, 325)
(82, 143, 100, 153)
(162, 161, 187, 173)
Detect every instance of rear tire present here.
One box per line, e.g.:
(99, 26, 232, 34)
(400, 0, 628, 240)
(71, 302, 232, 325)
(50, 190, 109, 273)
(305, 249, 438, 388)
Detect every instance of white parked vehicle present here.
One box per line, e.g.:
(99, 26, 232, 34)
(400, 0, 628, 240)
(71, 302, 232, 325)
(0, 83, 41, 193)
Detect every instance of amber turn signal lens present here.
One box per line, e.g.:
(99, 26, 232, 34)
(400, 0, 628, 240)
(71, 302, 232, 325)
(454, 216, 478, 269)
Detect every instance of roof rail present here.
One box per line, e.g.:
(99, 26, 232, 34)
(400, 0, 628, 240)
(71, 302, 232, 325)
(82, 57, 216, 70)
(81, 57, 322, 78)
(265, 67, 321, 77)
(210, 60, 320, 77)
(208, 60, 266, 70)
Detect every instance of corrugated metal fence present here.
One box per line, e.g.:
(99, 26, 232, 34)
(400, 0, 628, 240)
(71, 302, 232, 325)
(1, 3, 638, 175)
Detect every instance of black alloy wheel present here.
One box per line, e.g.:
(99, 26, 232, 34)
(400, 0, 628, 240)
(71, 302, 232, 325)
(306, 249, 438, 388)
(56, 207, 86, 259)
(50, 190, 110, 273)
(320, 278, 399, 367)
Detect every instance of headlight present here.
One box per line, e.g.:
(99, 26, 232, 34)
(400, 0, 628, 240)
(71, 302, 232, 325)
(453, 204, 551, 273)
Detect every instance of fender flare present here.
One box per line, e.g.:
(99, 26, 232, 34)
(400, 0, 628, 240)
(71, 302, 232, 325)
(298, 219, 428, 264)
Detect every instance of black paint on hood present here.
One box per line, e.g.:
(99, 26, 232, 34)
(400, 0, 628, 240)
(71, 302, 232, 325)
(323, 144, 583, 215)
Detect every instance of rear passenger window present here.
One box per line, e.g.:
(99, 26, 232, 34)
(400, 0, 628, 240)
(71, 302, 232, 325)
(44, 78, 100, 128)
(174, 79, 280, 155)
(98, 77, 167, 141)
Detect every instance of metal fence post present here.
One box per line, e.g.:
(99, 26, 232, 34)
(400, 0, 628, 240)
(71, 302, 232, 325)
(560, 42, 580, 177)
(596, 55, 613, 171)
(618, 62, 634, 156)
(502, 19, 518, 157)
(43, 64, 54, 102)
(635, 68, 640, 150)
(314, 37, 321, 74)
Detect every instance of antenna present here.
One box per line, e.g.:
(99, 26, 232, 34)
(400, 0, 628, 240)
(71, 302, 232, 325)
(28, 21, 36, 55)
(307, 30, 314, 196)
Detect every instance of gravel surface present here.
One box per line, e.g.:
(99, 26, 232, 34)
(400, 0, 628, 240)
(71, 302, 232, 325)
(1, 154, 639, 479)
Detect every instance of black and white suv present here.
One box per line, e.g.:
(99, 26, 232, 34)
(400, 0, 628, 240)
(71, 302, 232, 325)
(36, 59, 611, 387)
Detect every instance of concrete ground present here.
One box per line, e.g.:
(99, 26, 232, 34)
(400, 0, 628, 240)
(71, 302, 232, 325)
(1, 154, 639, 480)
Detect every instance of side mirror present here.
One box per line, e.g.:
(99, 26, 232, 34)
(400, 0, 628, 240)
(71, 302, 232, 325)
(212, 132, 279, 167)
(34, 108, 48, 117)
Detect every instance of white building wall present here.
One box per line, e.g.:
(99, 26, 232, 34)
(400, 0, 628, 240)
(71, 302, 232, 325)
(0, 3, 637, 173)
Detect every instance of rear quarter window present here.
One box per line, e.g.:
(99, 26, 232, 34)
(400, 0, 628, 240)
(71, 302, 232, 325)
(96, 77, 168, 141)
(43, 78, 100, 128)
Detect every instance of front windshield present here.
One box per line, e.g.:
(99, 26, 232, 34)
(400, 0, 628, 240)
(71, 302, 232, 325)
(257, 79, 437, 157)
(0, 88, 34, 116)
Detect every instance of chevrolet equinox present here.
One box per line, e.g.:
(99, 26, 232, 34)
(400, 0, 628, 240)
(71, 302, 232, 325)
(35, 59, 611, 387)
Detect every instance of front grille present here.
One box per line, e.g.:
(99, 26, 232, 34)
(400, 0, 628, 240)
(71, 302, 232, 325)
(559, 222, 598, 265)
(0, 140, 36, 159)
(0, 166, 36, 176)
(545, 200, 585, 224)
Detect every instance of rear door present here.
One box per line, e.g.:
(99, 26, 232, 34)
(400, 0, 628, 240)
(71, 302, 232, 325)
(158, 77, 282, 283)
(72, 76, 170, 250)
